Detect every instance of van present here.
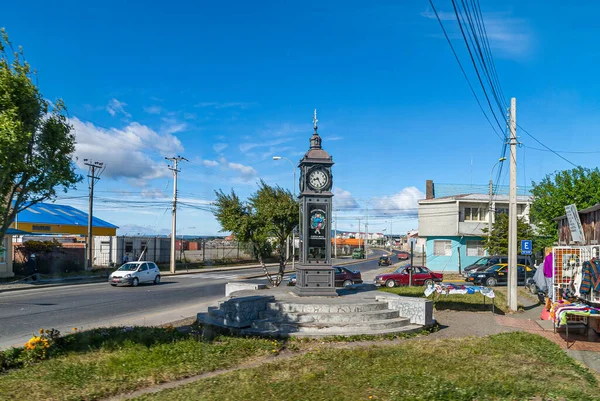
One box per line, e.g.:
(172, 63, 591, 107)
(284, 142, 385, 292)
(352, 249, 365, 259)
(462, 255, 532, 277)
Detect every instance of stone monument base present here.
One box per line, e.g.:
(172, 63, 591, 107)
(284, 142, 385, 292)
(197, 284, 434, 338)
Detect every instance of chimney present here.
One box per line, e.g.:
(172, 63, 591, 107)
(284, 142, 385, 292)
(426, 180, 434, 200)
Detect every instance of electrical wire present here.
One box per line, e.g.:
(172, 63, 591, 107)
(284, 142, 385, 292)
(427, 0, 505, 141)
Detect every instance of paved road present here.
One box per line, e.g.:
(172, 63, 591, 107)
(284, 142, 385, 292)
(0, 250, 393, 349)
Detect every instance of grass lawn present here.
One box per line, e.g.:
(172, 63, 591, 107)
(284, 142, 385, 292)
(379, 286, 512, 313)
(0, 327, 279, 401)
(134, 332, 598, 401)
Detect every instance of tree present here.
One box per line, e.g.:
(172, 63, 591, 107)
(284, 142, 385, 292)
(530, 167, 600, 247)
(481, 213, 533, 255)
(0, 29, 81, 247)
(213, 180, 298, 286)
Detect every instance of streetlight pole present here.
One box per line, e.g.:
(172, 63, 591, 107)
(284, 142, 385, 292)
(273, 156, 296, 271)
(488, 157, 507, 241)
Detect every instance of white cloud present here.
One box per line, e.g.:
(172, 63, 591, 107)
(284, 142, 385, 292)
(370, 187, 425, 216)
(161, 118, 187, 134)
(70, 117, 184, 180)
(422, 9, 532, 58)
(202, 159, 219, 167)
(333, 188, 360, 209)
(143, 105, 162, 114)
(239, 137, 293, 153)
(228, 162, 258, 181)
(106, 98, 131, 118)
(141, 187, 168, 199)
(213, 143, 228, 153)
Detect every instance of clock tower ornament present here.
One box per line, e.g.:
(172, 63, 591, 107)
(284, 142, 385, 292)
(296, 109, 337, 296)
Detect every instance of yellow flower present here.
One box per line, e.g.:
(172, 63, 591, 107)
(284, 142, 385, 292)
(72, 327, 78, 332)
(39, 328, 44, 334)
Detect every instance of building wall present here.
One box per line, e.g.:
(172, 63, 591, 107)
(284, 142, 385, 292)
(557, 209, 600, 245)
(0, 236, 14, 278)
(425, 236, 486, 272)
(418, 202, 457, 237)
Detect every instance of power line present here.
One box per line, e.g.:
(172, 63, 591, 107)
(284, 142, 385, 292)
(518, 124, 578, 168)
(449, 0, 507, 134)
(522, 144, 600, 155)
(427, 0, 505, 140)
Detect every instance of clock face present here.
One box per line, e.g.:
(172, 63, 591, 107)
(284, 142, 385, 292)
(308, 169, 329, 190)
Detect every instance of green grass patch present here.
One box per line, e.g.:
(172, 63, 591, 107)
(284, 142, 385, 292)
(134, 332, 598, 401)
(0, 327, 279, 401)
(379, 286, 510, 313)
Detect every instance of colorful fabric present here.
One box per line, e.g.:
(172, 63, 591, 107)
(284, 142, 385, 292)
(581, 260, 600, 295)
(543, 253, 553, 278)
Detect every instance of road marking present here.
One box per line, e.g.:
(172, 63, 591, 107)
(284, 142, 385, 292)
(184, 273, 243, 280)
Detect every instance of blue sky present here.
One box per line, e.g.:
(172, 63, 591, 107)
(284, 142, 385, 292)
(3, 1, 599, 236)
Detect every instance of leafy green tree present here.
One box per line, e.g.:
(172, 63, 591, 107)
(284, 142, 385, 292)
(481, 213, 533, 255)
(0, 29, 80, 247)
(530, 167, 600, 248)
(213, 180, 298, 286)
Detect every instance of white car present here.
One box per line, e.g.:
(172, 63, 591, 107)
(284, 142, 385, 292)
(109, 261, 161, 287)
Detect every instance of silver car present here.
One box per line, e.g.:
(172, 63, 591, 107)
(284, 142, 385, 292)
(109, 261, 161, 287)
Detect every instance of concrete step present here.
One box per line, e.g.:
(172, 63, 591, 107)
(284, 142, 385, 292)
(251, 316, 411, 333)
(241, 323, 423, 338)
(265, 301, 388, 314)
(258, 309, 400, 324)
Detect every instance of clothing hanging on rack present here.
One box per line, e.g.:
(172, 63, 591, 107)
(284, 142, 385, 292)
(544, 252, 553, 278)
(581, 259, 600, 295)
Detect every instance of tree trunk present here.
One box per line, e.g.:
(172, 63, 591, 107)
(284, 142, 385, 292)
(255, 242, 286, 286)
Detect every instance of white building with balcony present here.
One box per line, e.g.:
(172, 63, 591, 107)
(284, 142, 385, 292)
(418, 193, 531, 272)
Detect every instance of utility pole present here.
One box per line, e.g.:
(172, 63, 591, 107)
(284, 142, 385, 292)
(365, 203, 369, 259)
(166, 156, 188, 274)
(508, 98, 518, 312)
(334, 209, 338, 259)
(357, 218, 362, 253)
(84, 159, 104, 269)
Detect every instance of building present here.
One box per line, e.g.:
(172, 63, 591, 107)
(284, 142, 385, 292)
(419, 187, 531, 272)
(1, 203, 118, 277)
(555, 203, 600, 245)
(93, 236, 171, 267)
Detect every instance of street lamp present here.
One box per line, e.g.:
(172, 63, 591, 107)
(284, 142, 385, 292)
(488, 157, 507, 236)
(273, 156, 297, 270)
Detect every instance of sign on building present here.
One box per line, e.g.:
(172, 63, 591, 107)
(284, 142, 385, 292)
(565, 204, 585, 243)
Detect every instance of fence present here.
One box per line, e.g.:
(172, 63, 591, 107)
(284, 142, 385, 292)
(92, 236, 255, 267)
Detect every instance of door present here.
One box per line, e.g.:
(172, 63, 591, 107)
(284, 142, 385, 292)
(334, 267, 344, 286)
(139, 263, 150, 282)
(410, 267, 428, 285)
(496, 266, 508, 285)
(395, 268, 409, 285)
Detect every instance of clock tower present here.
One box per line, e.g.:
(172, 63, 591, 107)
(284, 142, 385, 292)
(296, 110, 337, 296)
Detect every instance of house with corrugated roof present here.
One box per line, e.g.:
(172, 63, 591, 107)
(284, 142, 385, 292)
(418, 181, 531, 272)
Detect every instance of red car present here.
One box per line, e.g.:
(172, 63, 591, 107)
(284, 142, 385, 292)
(375, 265, 443, 288)
(396, 251, 410, 260)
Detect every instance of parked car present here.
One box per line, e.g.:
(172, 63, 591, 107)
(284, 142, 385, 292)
(352, 249, 366, 259)
(466, 263, 535, 287)
(375, 265, 443, 288)
(378, 256, 392, 266)
(462, 255, 533, 277)
(396, 251, 410, 260)
(287, 266, 363, 287)
(109, 261, 161, 287)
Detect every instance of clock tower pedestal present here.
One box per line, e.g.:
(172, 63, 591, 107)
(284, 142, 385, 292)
(295, 110, 337, 297)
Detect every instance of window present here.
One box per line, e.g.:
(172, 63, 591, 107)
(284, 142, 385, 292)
(125, 241, 133, 253)
(433, 240, 452, 256)
(495, 206, 509, 216)
(464, 207, 487, 221)
(0, 246, 5, 263)
(466, 240, 486, 257)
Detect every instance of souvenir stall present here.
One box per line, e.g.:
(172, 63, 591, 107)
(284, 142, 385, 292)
(424, 284, 496, 314)
(549, 246, 600, 341)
